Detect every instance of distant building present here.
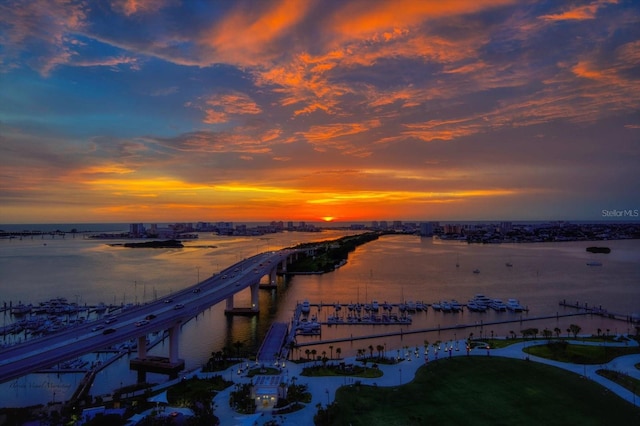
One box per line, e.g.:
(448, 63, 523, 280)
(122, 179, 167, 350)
(371, 221, 379, 229)
(420, 222, 433, 236)
(129, 223, 145, 237)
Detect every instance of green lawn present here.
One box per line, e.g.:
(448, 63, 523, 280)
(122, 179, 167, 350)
(524, 341, 639, 364)
(326, 357, 640, 426)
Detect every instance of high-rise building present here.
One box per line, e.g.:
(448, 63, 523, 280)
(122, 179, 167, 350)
(420, 222, 433, 236)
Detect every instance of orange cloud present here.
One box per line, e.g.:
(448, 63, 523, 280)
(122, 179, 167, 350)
(328, 0, 516, 42)
(201, 0, 315, 66)
(110, 0, 178, 16)
(188, 91, 262, 124)
(539, 1, 617, 21)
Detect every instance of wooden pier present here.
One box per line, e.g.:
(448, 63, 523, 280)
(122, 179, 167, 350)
(558, 299, 639, 324)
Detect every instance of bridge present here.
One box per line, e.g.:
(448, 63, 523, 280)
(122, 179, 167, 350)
(0, 248, 303, 384)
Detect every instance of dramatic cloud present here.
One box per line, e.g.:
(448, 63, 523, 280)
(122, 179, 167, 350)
(0, 0, 638, 223)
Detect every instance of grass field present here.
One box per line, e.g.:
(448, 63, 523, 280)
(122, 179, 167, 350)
(326, 357, 640, 426)
(524, 341, 639, 364)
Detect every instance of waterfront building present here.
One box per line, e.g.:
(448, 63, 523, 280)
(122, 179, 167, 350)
(420, 222, 433, 236)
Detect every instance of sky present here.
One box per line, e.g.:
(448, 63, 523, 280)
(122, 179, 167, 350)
(1, 0, 639, 224)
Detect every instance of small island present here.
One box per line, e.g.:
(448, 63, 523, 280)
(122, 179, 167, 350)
(286, 232, 382, 274)
(111, 239, 185, 248)
(586, 246, 611, 254)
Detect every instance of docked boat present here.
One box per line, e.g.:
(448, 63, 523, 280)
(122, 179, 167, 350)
(11, 303, 32, 315)
(490, 299, 507, 311)
(506, 298, 525, 312)
(472, 269, 480, 274)
(450, 300, 462, 312)
(371, 300, 379, 312)
(300, 299, 310, 314)
(586, 261, 602, 266)
(466, 300, 487, 312)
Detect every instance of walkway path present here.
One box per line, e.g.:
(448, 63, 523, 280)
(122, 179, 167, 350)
(135, 336, 640, 425)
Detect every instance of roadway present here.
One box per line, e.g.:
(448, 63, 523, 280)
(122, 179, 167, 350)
(0, 249, 296, 384)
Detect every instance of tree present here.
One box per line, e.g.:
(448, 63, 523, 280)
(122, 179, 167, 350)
(542, 328, 552, 341)
(368, 345, 374, 358)
(554, 327, 561, 339)
(311, 349, 317, 364)
(335, 347, 341, 359)
(569, 324, 581, 338)
(328, 345, 333, 360)
(305, 349, 310, 361)
(376, 344, 385, 358)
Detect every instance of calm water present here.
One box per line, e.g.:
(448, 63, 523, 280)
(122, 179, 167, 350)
(1, 231, 639, 407)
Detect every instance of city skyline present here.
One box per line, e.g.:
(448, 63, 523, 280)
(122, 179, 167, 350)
(1, 0, 639, 224)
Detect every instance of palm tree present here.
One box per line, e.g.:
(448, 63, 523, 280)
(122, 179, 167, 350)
(335, 347, 342, 359)
(569, 324, 581, 338)
(554, 327, 561, 339)
(368, 345, 374, 358)
(329, 345, 333, 360)
(376, 344, 384, 359)
(305, 349, 310, 361)
(311, 349, 317, 364)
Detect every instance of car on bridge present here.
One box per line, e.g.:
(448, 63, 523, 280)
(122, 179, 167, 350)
(174, 303, 185, 310)
(135, 320, 149, 327)
(102, 328, 116, 335)
(91, 325, 105, 332)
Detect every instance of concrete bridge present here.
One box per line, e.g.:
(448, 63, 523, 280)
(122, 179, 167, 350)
(0, 248, 304, 384)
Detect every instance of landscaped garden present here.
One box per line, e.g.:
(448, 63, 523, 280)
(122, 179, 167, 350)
(314, 356, 640, 425)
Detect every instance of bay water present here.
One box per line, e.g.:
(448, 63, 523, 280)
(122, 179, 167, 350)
(1, 230, 638, 407)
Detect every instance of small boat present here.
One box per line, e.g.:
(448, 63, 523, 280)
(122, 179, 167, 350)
(586, 261, 602, 266)
(490, 299, 507, 311)
(431, 302, 441, 311)
(472, 269, 480, 274)
(300, 300, 310, 314)
(506, 299, 524, 312)
(11, 304, 32, 315)
(467, 301, 487, 312)
(505, 262, 513, 267)
(371, 300, 379, 312)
